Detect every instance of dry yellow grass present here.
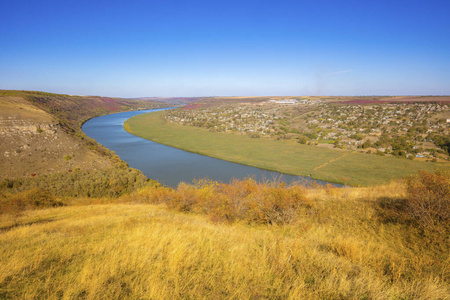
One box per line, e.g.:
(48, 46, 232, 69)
(307, 180, 407, 202)
(1, 181, 448, 299)
(0, 96, 54, 122)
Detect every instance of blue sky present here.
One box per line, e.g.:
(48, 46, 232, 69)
(1, 0, 449, 97)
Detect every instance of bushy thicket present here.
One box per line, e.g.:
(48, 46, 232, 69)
(0, 167, 153, 198)
(0, 188, 64, 215)
(129, 170, 448, 230)
(376, 170, 449, 241)
(124, 178, 312, 224)
(405, 170, 449, 231)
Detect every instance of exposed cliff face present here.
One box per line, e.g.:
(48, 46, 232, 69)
(0, 120, 59, 135)
(0, 97, 110, 179)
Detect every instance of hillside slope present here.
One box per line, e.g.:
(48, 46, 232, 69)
(0, 90, 167, 132)
(0, 90, 167, 180)
(1, 188, 448, 299)
(0, 96, 111, 178)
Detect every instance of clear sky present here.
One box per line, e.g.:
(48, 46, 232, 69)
(1, 0, 449, 97)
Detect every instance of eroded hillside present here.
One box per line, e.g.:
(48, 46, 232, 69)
(0, 96, 110, 179)
(0, 90, 168, 180)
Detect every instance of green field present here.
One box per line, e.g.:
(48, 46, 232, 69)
(125, 111, 443, 186)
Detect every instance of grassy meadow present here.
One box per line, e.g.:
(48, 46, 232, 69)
(124, 111, 442, 186)
(1, 177, 449, 299)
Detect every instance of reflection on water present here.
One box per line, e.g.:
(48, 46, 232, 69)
(82, 109, 340, 188)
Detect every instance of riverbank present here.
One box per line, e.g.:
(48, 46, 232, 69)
(124, 111, 442, 186)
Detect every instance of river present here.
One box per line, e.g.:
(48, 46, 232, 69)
(82, 108, 339, 188)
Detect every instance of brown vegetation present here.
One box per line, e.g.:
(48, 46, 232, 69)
(0, 188, 64, 216)
(0, 165, 154, 199)
(123, 178, 312, 224)
(405, 170, 449, 240)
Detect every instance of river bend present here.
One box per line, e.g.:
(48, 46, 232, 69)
(82, 109, 338, 188)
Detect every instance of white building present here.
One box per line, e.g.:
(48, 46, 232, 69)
(269, 99, 298, 104)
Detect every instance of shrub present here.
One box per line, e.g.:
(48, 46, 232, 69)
(0, 188, 64, 215)
(242, 182, 309, 224)
(165, 183, 198, 212)
(128, 178, 311, 224)
(248, 133, 260, 138)
(0, 167, 151, 198)
(298, 136, 308, 144)
(170, 179, 310, 224)
(404, 170, 449, 233)
(127, 184, 170, 204)
(374, 197, 411, 225)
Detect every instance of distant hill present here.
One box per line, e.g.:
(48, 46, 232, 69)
(0, 90, 168, 180)
(0, 90, 168, 130)
(131, 97, 204, 106)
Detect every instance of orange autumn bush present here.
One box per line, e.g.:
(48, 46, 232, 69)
(134, 178, 311, 224)
(405, 169, 449, 232)
(0, 188, 64, 215)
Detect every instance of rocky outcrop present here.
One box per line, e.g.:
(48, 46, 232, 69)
(0, 119, 59, 135)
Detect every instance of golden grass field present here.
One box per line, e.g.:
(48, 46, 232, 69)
(1, 179, 448, 299)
